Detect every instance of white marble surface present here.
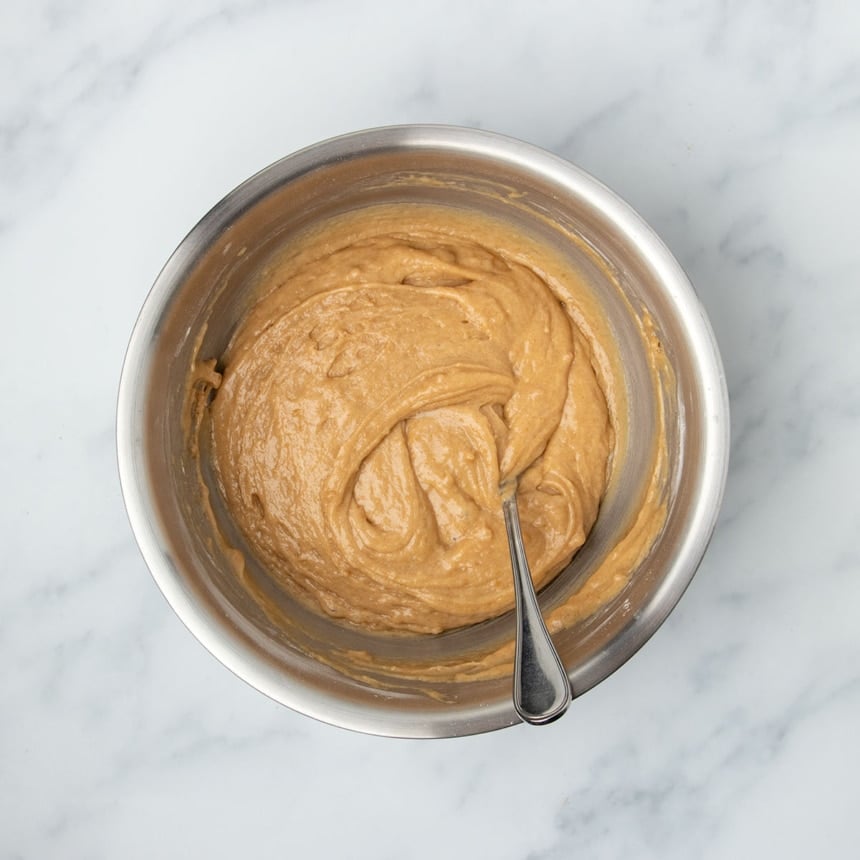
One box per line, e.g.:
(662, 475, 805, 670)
(3, 0, 859, 856)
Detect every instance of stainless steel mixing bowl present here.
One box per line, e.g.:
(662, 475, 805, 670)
(117, 125, 729, 737)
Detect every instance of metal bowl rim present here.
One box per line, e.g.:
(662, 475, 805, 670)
(116, 123, 730, 738)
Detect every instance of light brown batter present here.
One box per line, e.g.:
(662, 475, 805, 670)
(207, 205, 618, 635)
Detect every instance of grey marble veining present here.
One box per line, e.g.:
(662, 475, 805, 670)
(2, 1, 859, 857)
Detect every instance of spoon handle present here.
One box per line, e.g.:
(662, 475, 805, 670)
(502, 494, 572, 725)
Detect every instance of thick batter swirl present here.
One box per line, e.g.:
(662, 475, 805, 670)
(209, 207, 613, 634)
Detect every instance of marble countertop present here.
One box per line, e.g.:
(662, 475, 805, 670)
(3, 1, 859, 857)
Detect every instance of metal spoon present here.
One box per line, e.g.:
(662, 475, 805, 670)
(501, 487, 572, 724)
